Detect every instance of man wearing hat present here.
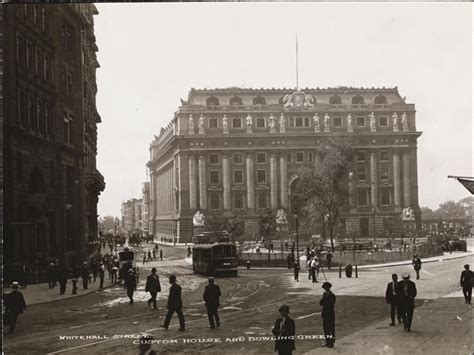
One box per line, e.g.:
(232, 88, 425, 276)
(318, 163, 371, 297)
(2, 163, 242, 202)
(397, 272, 417, 331)
(4, 282, 26, 334)
(124, 268, 137, 305)
(385, 274, 402, 325)
(412, 255, 422, 280)
(272, 304, 296, 355)
(319, 282, 336, 348)
(161, 275, 185, 331)
(145, 267, 161, 309)
(460, 264, 473, 304)
(203, 277, 221, 329)
(81, 262, 90, 290)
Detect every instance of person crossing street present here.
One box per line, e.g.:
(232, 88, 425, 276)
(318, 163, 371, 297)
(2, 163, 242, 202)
(124, 268, 137, 305)
(203, 277, 221, 329)
(161, 275, 185, 331)
(397, 272, 417, 332)
(145, 267, 161, 309)
(460, 264, 473, 304)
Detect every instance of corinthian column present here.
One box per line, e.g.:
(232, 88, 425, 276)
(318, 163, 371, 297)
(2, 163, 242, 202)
(198, 155, 207, 210)
(402, 151, 411, 207)
(393, 151, 401, 209)
(223, 155, 231, 210)
(270, 154, 278, 209)
(246, 154, 255, 209)
(189, 156, 197, 210)
(280, 154, 288, 208)
(370, 152, 378, 208)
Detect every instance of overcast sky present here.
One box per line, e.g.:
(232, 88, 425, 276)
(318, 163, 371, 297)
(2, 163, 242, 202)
(94, 3, 472, 218)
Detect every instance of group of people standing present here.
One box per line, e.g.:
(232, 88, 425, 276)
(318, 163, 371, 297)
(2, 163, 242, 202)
(385, 272, 417, 331)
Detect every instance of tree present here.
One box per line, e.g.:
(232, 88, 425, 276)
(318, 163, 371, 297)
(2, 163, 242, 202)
(420, 207, 438, 220)
(258, 210, 276, 242)
(436, 200, 469, 220)
(204, 215, 227, 239)
(224, 216, 245, 241)
(293, 138, 355, 251)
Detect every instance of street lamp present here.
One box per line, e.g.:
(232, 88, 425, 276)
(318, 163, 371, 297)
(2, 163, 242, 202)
(292, 199, 300, 261)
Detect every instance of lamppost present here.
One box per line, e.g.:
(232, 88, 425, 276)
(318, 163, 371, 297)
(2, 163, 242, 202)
(292, 199, 300, 261)
(373, 208, 377, 244)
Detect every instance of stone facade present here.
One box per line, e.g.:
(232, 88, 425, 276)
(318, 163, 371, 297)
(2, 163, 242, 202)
(3, 4, 105, 271)
(147, 87, 421, 243)
(121, 198, 143, 234)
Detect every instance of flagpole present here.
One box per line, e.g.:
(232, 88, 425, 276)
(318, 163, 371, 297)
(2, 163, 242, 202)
(295, 33, 299, 90)
(447, 175, 474, 179)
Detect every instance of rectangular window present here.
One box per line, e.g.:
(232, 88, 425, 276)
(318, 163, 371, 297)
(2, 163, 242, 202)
(381, 188, 391, 206)
(233, 153, 243, 164)
(257, 193, 267, 209)
(287, 153, 292, 163)
(49, 161, 55, 187)
(43, 53, 50, 83)
(28, 95, 35, 130)
(61, 25, 72, 50)
(18, 89, 27, 127)
(304, 117, 310, 127)
(357, 117, 366, 126)
(308, 152, 313, 162)
(256, 152, 266, 164)
(17, 152, 23, 181)
(232, 118, 242, 128)
(64, 114, 73, 144)
(380, 151, 388, 162)
(209, 153, 219, 165)
(256, 117, 265, 128)
(210, 193, 220, 210)
(234, 193, 244, 209)
(66, 71, 73, 96)
(16, 33, 23, 63)
(37, 99, 45, 134)
(296, 152, 304, 163)
(333, 117, 342, 127)
(44, 103, 51, 135)
(210, 171, 219, 184)
(295, 117, 303, 127)
(380, 166, 389, 181)
(26, 41, 33, 70)
(35, 48, 41, 76)
(357, 166, 366, 181)
(234, 170, 243, 184)
(357, 189, 368, 206)
(357, 152, 365, 162)
(257, 170, 267, 184)
(379, 116, 388, 127)
(209, 118, 218, 129)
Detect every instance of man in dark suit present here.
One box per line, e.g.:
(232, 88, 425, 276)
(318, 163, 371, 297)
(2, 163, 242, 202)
(272, 304, 296, 355)
(412, 255, 422, 280)
(460, 264, 473, 304)
(124, 268, 137, 305)
(203, 277, 221, 329)
(397, 272, 417, 331)
(319, 282, 336, 348)
(161, 275, 185, 331)
(145, 267, 161, 309)
(4, 282, 26, 334)
(81, 262, 90, 290)
(385, 273, 402, 326)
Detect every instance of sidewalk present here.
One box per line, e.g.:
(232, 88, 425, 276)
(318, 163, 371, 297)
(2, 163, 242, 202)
(304, 294, 472, 355)
(3, 277, 117, 307)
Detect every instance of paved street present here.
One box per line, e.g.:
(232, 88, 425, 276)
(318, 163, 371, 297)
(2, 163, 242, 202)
(3, 244, 472, 355)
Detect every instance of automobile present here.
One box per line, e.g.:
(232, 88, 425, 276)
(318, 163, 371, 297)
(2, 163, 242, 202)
(447, 240, 467, 252)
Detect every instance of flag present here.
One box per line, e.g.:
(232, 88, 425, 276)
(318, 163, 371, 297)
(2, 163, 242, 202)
(457, 178, 474, 195)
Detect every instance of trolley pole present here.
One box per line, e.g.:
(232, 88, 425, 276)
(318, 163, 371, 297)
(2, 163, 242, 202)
(292, 198, 300, 262)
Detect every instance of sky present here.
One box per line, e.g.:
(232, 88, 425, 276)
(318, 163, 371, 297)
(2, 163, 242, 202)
(94, 2, 472, 218)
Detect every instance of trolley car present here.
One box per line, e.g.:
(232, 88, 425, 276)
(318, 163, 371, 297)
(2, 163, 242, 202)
(192, 232, 238, 276)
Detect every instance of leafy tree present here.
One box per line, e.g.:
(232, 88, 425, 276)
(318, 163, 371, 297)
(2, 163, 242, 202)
(224, 216, 245, 240)
(420, 207, 438, 220)
(204, 215, 227, 239)
(436, 200, 469, 219)
(258, 210, 276, 242)
(293, 138, 355, 251)
(383, 216, 403, 238)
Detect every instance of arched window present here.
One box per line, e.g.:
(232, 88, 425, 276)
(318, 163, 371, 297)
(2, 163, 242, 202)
(206, 96, 219, 106)
(252, 96, 266, 105)
(329, 95, 342, 105)
(351, 95, 364, 105)
(229, 95, 243, 106)
(374, 95, 387, 105)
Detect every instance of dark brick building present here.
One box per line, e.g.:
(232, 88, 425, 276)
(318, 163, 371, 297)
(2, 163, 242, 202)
(147, 87, 421, 244)
(2, 3, 105, 274)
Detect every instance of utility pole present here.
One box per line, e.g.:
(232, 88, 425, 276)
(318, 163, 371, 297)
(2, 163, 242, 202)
(292, 199, 300, 262)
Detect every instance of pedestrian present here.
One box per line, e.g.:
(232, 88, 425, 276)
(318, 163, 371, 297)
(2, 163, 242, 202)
(311, 257, 319, 283)
(319, 282, 336, 348)
(111, 265, 118, 283)
(203, 277, 221, 329)
(293, 261, 300, 282)
(148, 250, 152, 262)
(145, 267, 161, 309)
(159, 249, 163, 261)
(53, 261, 59, 287)
(4, 282, 26, 334)
(19, 264, 28, 289)
(397, 272, 417, 332)
(385, 274, 402, 326)
(58, 267, 68, 295)
(81, 262, 89, 290)
(143, 253, 147, 265)
(47, 263, 55, 289)
(326, 251, 333, 270)
(272, 304, 296, 355)
(460, 264, 473, 304)
(124, 268, 137, 304)
(92, 261, 98, 283)
(286, 253, 293, 269)
(161, 275, 185, 331)
(307, 256, 313, 280)
(138, 334, 157, 355)
(412, 255, 422, 280)
(155, 243, 158, 252)
(285, 241, 288, 251)
(153, 249, 156, 259)
(99, 264, 105, 288)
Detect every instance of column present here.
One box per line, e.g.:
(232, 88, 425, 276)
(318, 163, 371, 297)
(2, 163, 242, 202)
(223, 155, 231, 210)
(314, 151, 321, 170)
(189, 156, 197, 210)
(246, 154, 255, 209)
(393, 151, 401, 208)
(402, 151, 411, 207)
(198, 155, 207, 210)
(370, 152, 378, 208)
(270, 154, 278, 209)
(280, 154, 288, 208)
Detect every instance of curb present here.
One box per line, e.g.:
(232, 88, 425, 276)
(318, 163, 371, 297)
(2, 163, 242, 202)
(358, 252, 473, 270)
